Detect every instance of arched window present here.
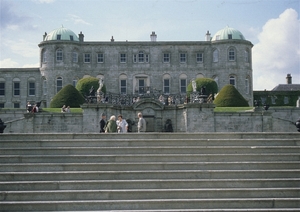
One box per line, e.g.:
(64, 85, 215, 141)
(179, 74, 187, 93)
(244, 49, 249, 62)
(13, 78, 20, 96)
(28, 77, 36, 96)
(56, 77, 63, 93)
(229, 76, 236, 87)
(228, 48, 235, 61)
(0, 78, 5, 96)
(72, 51, 78, 63)
(56, 49, 63, 62)
(213, 49, 218, 62)
(163, 74, 171, 94)
(119, 74, 127, 94)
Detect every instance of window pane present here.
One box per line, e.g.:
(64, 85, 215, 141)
(164, 53, 170, 63)
(56, 49, 63, 61)
(164, 79, 170, 93)
(97, 53, 104, 63)
(180, 79, 186, 93)
(180, 53, 186, 63)
(57, 77, 62, 93)
(43, 80, 47, 95)
(229, 48, 235, 61)
(14, 103, 20, 108)
(120, 79, 126, 94)
(84, 54, 91, 63)
(0, 82, 5, 96)
(29, 82, 35, 96)
(14, 82, 20, 96)
(120, 54, 126, 63)
(138, 52, 144, 62)
(196, 53, 203, 63)
(73, 52, 78, 62)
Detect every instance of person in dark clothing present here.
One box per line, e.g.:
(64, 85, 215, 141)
(99, 113, 106, 133)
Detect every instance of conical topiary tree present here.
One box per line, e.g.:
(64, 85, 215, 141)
(214, 84, 249, 107)
(50, 84, 85, 108)
(187, 78, 218, 96)
(76, 77, 106, 97)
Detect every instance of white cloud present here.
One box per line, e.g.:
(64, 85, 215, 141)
(32, 0, 55, 3)
(67, 14, 92, 26)
(3, 39, 38, 58)
(252, 8, 300, 90)
(0, 58, 19, 68)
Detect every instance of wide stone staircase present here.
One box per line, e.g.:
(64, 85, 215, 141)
(0, 132, 299, 211)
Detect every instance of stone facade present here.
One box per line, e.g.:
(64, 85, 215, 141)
(0, 26, 253, 109)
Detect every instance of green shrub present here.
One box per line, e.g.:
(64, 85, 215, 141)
(214, 84, 249, 107)
(187, 78, 218, 96)
(76, 77, 106, 96)
(50, 84, 85, 108)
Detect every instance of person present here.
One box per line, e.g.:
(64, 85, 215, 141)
(99, 113, 106, 133)
(137, 112, 146, 133)
(27, 102, 32, 113)
(61, 105, 66, 112)
(105, 115, 117, 133)
(116, 114, 128, 133)
(66, 106, 70, 113)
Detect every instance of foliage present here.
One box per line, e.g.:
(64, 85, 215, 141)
(253, 90, 300, 106)
(50, 84, 85, 108)
(214, 84, 249, 107)
(187, 78, 218, 96)
(75, 77, 106, 97)
(42, 108, 83, 113)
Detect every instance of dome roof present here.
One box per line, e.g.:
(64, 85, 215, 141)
(44, 26, 79, 41)
(211, 26, 245, 41)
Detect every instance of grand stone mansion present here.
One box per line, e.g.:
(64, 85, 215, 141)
(0, 26, 253, 108)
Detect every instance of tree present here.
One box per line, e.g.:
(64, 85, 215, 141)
(214, 84, 249, 107)
(50, 84, 85, 108)
(187, 78, 218, 96)
(76, 77, 106, 97)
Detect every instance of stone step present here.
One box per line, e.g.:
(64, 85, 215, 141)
(1, 162, 299, 172)
(1, 146, 299, 155)
(1, 188, 300, 201)
(1, 132, 299, 141)
(1, 138, 299, 148)
(0, 198, 299, 211)
(1, 178, 299, 191)
(1, 154, 299, 163)
(1, 170, 299, 181)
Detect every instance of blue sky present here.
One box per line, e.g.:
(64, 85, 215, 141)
(0, 0, 299, 90)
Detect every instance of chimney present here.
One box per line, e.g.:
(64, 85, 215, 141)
(150, 31, 157, 42)
(286, 74, 292, 84)
(78, 31, 84, 42)
(111, 36, 114, 42)
(205, 30, 211, 41)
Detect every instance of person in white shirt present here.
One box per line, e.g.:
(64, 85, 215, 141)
(116, 114, 128, 133)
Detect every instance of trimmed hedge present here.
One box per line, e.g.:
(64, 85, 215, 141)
(76, 77, 106, 97)
(50, 84, 85, 108)
(187, 78, 218, 96)
(214, 84, 249, 107)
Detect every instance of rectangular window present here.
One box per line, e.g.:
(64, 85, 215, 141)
(145, 54, 149, 63)
(180, 53, 186, 63)
(14, 103, 20, 108)
(164, 79, 170, 94)
(0, 103, 4, 108)
(13, 82, 20, 96)
(84, 53, 91, 63)
(28, 82, 35, 96)
(56, 50, 63, 61)
(120, 53, 126, 63)
(138, 79, 145, 94)
(245, 79, 249, 94)
(196, 53, 203, 63)
(72, 52, 78, 63)
(73, 80, 77, 87)
(133, 54, 137, 63)
(0, 82, 5, 96)
(57, 35, 61, 40)
(138, 52, 144, 63)
(180, 79, 186, 93)
(70, 35, 73, 41)
(43, 80, 47, 95)
(120, 79, 126, 94)
(97, 53, 104, 63)
(163, 53, 170, 63)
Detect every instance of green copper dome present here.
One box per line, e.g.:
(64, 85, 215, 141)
(212, 26, 245, 41)
(44, 26, 79, 41)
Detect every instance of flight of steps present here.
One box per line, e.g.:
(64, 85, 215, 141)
(0, 132, 299, 211)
